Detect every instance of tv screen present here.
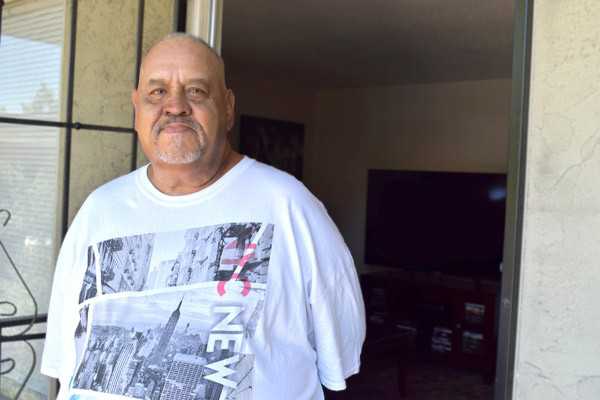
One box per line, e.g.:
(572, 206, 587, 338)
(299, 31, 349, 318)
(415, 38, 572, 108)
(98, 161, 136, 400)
(365, 170, 507, 277)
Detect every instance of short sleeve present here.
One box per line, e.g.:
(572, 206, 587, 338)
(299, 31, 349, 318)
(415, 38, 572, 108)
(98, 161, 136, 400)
(297, 196, 366, 391)
(40, 206, 88, 379)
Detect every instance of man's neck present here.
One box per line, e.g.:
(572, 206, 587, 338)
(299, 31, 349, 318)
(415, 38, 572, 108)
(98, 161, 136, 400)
(147, 149, 243, 196)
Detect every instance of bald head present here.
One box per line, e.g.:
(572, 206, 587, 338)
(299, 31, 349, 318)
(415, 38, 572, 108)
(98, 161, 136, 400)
(138, 33, 227, 89)
(132, 32, 236, 170)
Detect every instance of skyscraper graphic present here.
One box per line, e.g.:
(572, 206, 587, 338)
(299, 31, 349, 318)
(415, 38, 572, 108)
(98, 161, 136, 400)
(98, 234, 155, 294)
(150, 298, 183, 365)
(107, 339, 137, 394)
(159, 354, 207, 400)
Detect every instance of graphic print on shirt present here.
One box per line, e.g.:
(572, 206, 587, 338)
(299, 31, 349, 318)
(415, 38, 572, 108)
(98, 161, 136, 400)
(72, 223, 274, 400)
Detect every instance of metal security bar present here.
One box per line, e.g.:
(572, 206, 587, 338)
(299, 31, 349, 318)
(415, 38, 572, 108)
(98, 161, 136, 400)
(0, 209, 43, 399)
(0, 315, 48, 400)
(0, 117, 135, 134)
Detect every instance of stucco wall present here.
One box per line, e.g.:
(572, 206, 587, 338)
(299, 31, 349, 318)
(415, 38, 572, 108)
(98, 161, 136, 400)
(513, 2, 600, 399)
(68, 0, 138, 221)
(68, 0, 175, 221)
(136, 0, 178, 168)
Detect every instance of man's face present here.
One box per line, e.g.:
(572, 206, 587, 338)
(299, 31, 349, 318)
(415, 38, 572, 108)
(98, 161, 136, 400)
(132, 39, 234, 166)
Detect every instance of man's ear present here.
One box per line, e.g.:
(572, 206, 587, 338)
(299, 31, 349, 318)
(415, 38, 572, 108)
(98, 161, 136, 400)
(131, 89, 139, 110)
(225, 89, 236, 132)
(131, 90, 140, 135)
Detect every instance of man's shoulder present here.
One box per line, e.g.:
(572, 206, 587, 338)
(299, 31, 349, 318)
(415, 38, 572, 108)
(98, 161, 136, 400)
(82, 168, 140, 210)
(93, 168, 139, 197)
(65, 168, 141, 240)
(248, 160, 319, 205)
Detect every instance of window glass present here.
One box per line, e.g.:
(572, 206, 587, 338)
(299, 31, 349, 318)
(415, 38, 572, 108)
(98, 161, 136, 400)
(0, 0, 64, 121)
(0, 0, 65, 398)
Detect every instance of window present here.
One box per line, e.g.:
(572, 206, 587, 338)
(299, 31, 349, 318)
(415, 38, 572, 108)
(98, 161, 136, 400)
(0, 1, 65, 398)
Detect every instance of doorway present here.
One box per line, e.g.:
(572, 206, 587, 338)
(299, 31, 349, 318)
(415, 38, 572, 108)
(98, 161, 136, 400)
(220, 1, 532, 399)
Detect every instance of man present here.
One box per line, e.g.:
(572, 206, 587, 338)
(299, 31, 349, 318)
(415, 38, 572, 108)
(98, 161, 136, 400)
(42, 33, 365, 400)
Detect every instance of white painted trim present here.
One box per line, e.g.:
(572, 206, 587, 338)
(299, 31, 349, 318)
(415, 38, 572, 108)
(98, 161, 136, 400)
(186, 0, 222, 53)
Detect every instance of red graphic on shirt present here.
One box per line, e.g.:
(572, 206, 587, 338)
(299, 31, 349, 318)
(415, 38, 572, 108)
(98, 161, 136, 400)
(217, 225, 267, 297)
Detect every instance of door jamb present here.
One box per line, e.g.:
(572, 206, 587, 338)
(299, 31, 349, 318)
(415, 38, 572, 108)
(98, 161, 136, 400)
(495, 0, 535, 399)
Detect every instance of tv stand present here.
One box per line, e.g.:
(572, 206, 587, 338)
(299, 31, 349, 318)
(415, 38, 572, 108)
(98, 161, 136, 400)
(360, 268, 499, 381)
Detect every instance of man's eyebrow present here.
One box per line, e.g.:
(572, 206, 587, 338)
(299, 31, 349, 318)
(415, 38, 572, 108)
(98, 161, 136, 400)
(147, 78, 167, 86)
(185, 78, 210, 86)
(145, 78, 210, 86)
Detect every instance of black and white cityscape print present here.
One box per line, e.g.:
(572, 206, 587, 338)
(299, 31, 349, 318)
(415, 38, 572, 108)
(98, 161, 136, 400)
(73, 288, 259, 400)
(71, 222, 274, 400)
(79, 223, 274, 303)
(79, 246, 98, 304)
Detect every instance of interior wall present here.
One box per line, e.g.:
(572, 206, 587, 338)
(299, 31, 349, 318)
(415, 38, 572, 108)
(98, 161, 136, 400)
(304, 79, 512, 269)
(227, 77, 316, 152)
(514, 2, 600, 399)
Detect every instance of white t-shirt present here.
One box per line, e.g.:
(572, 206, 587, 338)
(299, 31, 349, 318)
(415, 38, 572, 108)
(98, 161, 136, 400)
(41, 157, 366, 400)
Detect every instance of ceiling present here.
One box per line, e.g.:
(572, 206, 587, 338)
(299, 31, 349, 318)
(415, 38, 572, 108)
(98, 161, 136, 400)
(222, 0, 514, 89)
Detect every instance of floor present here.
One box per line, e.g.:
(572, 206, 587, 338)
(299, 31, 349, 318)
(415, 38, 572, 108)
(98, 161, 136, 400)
(325, 360, 494, 400)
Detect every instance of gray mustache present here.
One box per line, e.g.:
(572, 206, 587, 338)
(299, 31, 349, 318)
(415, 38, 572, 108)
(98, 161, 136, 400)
(152, 116, 202, 136)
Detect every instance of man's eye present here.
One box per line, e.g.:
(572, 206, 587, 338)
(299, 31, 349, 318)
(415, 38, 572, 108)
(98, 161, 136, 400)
(150, 88, 166, 96)
(188, 87, 207, 97)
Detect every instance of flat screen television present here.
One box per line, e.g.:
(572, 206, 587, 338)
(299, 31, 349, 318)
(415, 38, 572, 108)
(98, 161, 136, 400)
(365, 169, 507, 278)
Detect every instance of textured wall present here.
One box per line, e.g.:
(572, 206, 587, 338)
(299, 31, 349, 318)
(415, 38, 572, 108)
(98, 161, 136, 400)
(514, 2, 600, 399)
(136, 0, 176, 167)
(72, 0, 137, 127)
(68, 0, 176, 221)
(68, 0, 138, 221)
(306, 79, 512, 267)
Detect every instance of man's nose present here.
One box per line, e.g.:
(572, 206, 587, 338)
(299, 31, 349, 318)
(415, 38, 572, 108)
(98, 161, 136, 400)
(164, 91, 191, 116)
